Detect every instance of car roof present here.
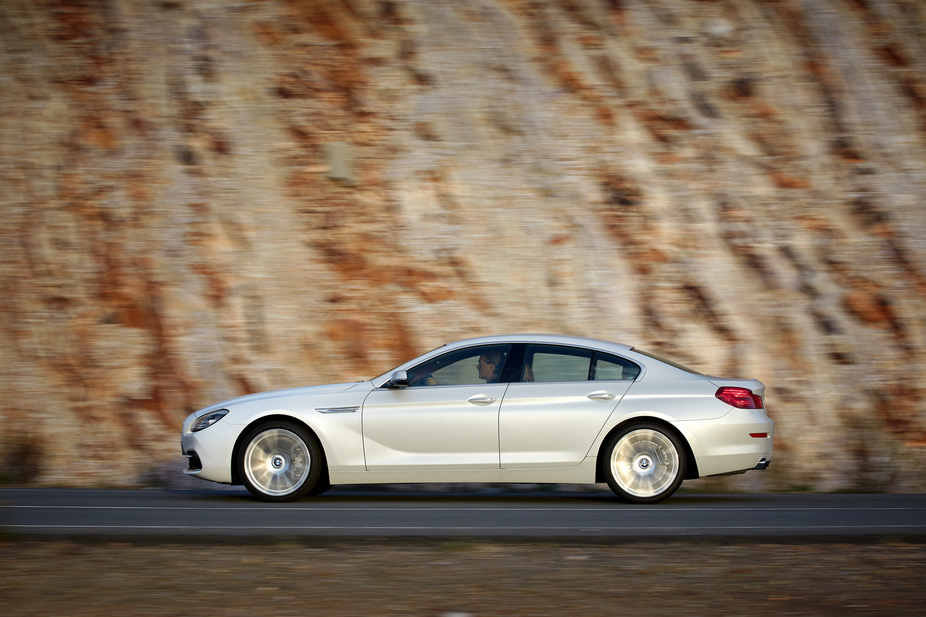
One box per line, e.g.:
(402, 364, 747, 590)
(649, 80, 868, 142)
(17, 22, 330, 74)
(442, 334, 634, 352)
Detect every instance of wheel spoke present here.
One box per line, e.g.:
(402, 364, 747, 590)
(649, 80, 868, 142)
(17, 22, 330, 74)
(610, 428, 679, 498)
(244, 428, 312, 497)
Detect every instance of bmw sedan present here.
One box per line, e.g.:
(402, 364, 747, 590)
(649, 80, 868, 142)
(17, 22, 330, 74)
(180, 334, 773, 504)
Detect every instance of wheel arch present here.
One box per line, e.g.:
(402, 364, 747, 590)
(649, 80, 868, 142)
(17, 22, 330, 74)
(594, 416, 699, 483)
(230, 414, 330, 485)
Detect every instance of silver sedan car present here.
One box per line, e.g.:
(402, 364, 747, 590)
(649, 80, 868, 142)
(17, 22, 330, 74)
(181, 334, 773, 504)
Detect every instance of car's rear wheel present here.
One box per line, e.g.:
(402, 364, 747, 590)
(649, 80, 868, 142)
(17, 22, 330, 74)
(306, 475, 331, 496)
(238, 421, 323, 502)
(603, 422, 686, 504)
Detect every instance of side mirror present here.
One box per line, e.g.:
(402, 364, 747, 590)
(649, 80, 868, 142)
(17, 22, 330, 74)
(386, 370, 409, 388)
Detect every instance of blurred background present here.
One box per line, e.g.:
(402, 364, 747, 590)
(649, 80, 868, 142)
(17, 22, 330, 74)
(1, 0, 924, 492)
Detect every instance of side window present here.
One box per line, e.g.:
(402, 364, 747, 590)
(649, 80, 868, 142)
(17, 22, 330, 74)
(523, 345, 593, 383)
(592, 353, 641, 381)
(407, 344, 512, 387)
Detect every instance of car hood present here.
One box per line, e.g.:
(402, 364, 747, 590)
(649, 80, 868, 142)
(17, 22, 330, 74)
(194, 382, 366, 417)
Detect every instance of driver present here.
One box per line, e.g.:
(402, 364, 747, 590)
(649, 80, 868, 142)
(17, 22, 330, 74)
(414, 349, 505, 386)
(477, 350, 504, 383)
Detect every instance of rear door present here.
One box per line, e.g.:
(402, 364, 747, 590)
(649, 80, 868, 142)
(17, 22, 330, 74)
(499, 345, 638, 468)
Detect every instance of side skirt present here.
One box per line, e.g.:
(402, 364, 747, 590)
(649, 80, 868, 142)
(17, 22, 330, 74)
(329, 457, 599, 485)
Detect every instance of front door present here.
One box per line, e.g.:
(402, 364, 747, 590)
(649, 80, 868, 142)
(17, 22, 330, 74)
(362, 344, 513, 470)
(362, 383, 509, 470)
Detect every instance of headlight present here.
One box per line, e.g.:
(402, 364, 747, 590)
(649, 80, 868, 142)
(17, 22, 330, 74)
(191, 409, 229, 432)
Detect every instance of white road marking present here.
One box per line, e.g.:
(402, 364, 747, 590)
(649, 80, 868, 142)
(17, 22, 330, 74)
(7, 524, 926, 530)
(4, 505, 925, 511)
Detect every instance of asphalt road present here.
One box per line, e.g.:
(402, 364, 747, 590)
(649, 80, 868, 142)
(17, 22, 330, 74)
(2, 487, 925, 540)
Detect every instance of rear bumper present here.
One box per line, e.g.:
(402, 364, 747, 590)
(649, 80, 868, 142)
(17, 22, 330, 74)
(677, 407, 775, 478)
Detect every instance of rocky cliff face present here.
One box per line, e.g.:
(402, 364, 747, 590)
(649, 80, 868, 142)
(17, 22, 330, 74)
(2, 0, 925, 491)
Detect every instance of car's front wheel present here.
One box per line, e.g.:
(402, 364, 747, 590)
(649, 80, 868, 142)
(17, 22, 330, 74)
(603, 422, 686, 504)
(238, 421, 323, 502)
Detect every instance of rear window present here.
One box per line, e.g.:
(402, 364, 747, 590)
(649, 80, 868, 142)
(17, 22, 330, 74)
(521, 345, 642, 382)
(524, 345, 593, 382)
(594, 352, 641, 381)
(631, 348, 702, 375)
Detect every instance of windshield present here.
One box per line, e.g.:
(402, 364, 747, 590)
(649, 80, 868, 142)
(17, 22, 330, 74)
(631, 348, 703, 375)
(369, 343, 448, 382)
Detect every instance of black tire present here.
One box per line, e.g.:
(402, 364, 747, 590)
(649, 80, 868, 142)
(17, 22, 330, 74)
(306, 474, 331, 496)
(237, 421, 323, 502)
(602, 422, 686, 504)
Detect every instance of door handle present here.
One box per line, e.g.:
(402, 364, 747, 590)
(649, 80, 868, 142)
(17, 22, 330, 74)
(587, 390, 616, 401)
(467, 395, 497, 405)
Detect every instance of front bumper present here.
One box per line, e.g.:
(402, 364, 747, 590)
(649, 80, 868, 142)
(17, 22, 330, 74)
(180, 412, 239, 484)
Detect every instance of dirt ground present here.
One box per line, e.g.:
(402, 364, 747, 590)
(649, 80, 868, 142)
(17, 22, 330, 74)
(2, 540, 924, 615)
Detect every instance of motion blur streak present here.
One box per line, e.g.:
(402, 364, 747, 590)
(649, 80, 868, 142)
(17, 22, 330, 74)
(0, 0, 924, 493)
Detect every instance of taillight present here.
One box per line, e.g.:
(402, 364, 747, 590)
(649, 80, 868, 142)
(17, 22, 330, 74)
(715, 387, 764, 409)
